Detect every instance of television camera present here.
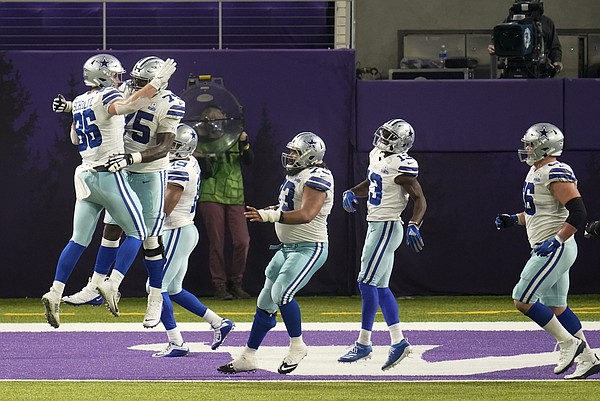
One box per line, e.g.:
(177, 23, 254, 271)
(492, 1, 557, 78)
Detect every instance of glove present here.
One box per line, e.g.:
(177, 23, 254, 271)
(584, 221, 600, 238)
(406, 223, 424, 253)
(105, 152, 142, 172)
(342, 190, 358, 213)
(52, 94, 72, 113)
(533, 235, 563, 257)
(495, 214, 518, 230)
(257, 209, 282, 223)
(149, 58, 177, 90)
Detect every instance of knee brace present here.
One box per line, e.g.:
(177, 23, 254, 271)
(143, 236, 164, 259)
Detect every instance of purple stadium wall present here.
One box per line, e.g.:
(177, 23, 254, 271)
(1, 49, 599, 298)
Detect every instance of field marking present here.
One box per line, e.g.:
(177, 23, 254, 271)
(2, 321, 600, 332)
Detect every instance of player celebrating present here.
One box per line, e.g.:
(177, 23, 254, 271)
(57, 56, 185, 328)
(218, 132, 333, 374)
(42, 53, 176, 328)
(338, 119, 426, 371)
(495, 123, 599, 379)
(150, 124, 234, 356)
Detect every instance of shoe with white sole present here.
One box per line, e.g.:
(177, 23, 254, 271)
(218, 352, 257, 374)
(278, 342, 308, 374)
(381, 339, 412, 371)
(554, 337, 586, 374)
(152, 342, 189, 358)
(211, 318, 235, 350)
(143, 294, 163, 328)
(565, 353, 600, 379)
(338, 342, 373, 363)
(96, 279, 121, 317)
(41, 289, 61, 329)
(62, 278, 103, 306)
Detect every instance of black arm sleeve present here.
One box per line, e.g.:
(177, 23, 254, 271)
(565, 197, 586, 229)
(239, 140, 254, 165)
(198, 157, 213, 179)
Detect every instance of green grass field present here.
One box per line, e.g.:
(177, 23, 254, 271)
(2, 294, 600, 400)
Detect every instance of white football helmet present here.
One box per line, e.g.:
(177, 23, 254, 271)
(518, 123, 564, 166)
(83, 54, 125, 88)
(170, 124, 198, 160)
(373, 119, 415, 154)
(130, 56, 165, 91)
(281, 131, 326, 173)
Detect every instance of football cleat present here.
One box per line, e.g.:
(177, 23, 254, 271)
(211, 318, 235, 350)
(217, 352, 257, 374)
(564, 353, 600, 380)
(554, 337, 586, 374)
(62, 278, 104, 306)
(278, 342, 308, 374)
(381, 339, 412, 371)
(152, 342, 189, 358)
(41, 289, 61, 329)
(143, 294, 163, 328)
(96, 279, 121, 317)
(338, 342, 373, 363)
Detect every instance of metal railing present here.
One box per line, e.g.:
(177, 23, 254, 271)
(0, 1, 353, 50)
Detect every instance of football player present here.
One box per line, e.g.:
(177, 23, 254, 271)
(151, 124, 234, 357)
(495, 123, 599, 379)
(218, 132, 333, 374)
(57, 56, 186, 328)
(338, 119, 426, 371)
(42, 53, 176, 328)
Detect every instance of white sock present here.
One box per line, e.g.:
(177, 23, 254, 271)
(358, 329, 372, 345)
(166, 328, 184, 346)
(388, 323, 404, 345)
(89, 273, 106, 288)
(108, 270, 125, 290)
(243, 345, 258, 354)
(203, 308, 223, 328)
(51, 281, 65, 297)
(543, 315, 575, 343)
(148, 287, 162, 297)
(290, 335, 305, 347)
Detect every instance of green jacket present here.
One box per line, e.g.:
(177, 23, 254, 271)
(198, 140, 253, 205)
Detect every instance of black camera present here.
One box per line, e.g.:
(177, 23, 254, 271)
(492, 1, 554, 78)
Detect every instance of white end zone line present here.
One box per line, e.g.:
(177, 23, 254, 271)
(2, 321, 600, 332)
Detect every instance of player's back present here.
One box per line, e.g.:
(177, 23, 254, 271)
(164, 156, 201, 230)
(366, 148, 417, 222)
(71, 87, 125, 167)
(275, 166, 334, 243)
(124, 89, 186, 173)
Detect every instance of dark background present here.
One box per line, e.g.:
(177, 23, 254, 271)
(1, 49, 599, 300)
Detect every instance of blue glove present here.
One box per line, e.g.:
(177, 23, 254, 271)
(533, 236, 563, 257)
(342, 190, 358, 213)
(495, 214, 518, 230)
(406, 223, 424, 252)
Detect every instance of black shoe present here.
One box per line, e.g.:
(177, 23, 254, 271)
(213, 284, 234, 300)
(228, 282, 251, 299)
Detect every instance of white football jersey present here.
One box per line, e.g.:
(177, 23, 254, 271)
(366, 148, 419, 222)
(523, 161, 577, 247)
(274, 166, 334, 243)
(164, 156, 201, 230)
(71, 87, 125, 167)
(123, 89, 186, 173)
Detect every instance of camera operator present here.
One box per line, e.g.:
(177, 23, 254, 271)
(488, 0, 563, 77)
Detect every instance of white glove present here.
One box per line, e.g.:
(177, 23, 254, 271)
(105, 152, 142, 173)
(149, 58, 177, 90)
(52, 94, 72, 113)
(257, 209, 282, 223)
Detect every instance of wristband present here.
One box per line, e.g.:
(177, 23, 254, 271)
(131, 152, 143, 164)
